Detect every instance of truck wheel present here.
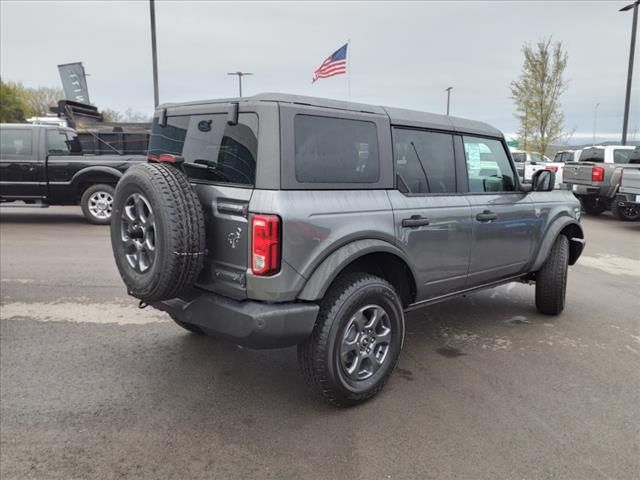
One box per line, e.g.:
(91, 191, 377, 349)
(580, 198, 606, 216)
(81, 184, 115, 225)
(297, 273, 405, 407)
(110, 163, 205, 302)
(612, 203, 640, 221)
(535, 235, 569, 316)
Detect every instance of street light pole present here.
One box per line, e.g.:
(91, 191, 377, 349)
(620, 0, 639, 145)
(227, 72, 253, 97)
(593, 102, 600, 146)
(445, 87, 453, 116)
(149, 0, 159, 108)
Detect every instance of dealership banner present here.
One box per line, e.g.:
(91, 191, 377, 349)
(57, 62, 90, 104)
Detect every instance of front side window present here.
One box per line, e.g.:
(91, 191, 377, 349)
(393, 128, 456, 194)
(0, 129, 32, 155)
(463, 136, 515, 193)
(294, 115, 379, 183)
(148, 113, 258, 186)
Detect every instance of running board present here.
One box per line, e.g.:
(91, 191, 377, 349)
(0, 202, 49, 208)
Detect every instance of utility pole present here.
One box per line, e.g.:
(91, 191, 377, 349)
(620, 0, 639, 145)
(227, 72, 253, 97)
(593, 102, 600, 146)
(445, 86, 453, 116)
(149, 0, 159, 108)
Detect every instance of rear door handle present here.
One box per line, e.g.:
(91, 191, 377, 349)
(402, 215, 430, 228)
(476, 210, 498, 222)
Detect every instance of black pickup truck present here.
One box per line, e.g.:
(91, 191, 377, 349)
(0, 124, 145, 224)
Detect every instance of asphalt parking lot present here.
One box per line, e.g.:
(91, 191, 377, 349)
(1, 206, 638, 480)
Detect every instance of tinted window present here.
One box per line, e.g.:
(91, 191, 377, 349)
(393, 128, 456, 194)
(294, 115, 379, 183)
(629, 148, 640, 164)
(613, 149, 633, 164)
(148, 113, 258, 186)
(512, 152, 526, 163)
(0, 129, 32, 155)
(580, 148, 604, 163)
(463, 136, 515, 193)
(47, 130, 78, 155)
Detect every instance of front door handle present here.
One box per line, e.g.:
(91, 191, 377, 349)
(402, 215, 430, 228)
(476, 210, 498, 222)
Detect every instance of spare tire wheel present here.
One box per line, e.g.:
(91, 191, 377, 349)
(110, 163, 206, 302)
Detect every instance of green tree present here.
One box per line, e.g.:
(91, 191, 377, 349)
(0, 79, 33, 122)
(510, 38, 568, 157)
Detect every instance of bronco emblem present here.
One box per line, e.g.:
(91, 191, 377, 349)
(227, 227, 242, 249)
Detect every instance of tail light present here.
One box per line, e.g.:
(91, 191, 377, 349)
(546, 165, 559, 172)
(591, 166, 605, 182)
(147, 153, 182, 163)
(251, 214, 281, 276)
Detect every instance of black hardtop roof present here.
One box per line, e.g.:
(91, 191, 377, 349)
(158, 93, 503, 138)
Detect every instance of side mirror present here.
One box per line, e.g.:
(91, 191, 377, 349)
(531, 169, 555, 192)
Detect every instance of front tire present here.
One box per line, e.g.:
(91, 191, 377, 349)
(535, 235, 569, 315)
(81, 184, 115, 225)
(298, 273, 405, 407)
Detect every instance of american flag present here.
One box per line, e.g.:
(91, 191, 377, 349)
(312, 43, 348, 83)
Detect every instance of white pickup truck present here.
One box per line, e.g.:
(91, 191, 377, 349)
(512, 151, 565, 188)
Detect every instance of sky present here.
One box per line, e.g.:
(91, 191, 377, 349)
(1, 0, 638, 144)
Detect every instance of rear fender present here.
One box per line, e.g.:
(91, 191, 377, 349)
(297, 239, 417, 301)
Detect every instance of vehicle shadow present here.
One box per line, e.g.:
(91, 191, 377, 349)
(0, 208, 88, 224)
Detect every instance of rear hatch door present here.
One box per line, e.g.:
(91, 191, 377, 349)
(148, 105, 259, 299)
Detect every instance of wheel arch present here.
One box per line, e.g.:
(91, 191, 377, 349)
(297, 239, 418, 307)
(530, 216, 585, 272)
(71, 166, 122, 199)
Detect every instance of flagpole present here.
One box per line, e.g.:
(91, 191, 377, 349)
(347, 39, 351, 101)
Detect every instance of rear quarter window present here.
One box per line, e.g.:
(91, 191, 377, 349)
(294, 115, 379, 183)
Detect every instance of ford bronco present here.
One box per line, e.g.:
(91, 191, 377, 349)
(110, 94, 585, 406)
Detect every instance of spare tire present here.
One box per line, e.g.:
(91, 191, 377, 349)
(110, 162, 206, 302)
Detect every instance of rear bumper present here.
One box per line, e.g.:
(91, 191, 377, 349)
(616, 193, 640, 207)
(567, 184, 602, 197)
(152, 289, 319, 349)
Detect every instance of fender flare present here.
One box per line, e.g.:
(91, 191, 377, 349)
(297, 238, 417, 301)
(530, 216, 585, 272)
(70, 166, 123, 192)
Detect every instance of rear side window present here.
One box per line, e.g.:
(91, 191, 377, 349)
(613, 149, 633, 164)
(393, 128, 456, 194)
(463, 136, 515, 193)
(294, 115, 379, 183)
(47, 130, 81, 155)
(0, 129, 32, 155)
(148, 113, 258, 186)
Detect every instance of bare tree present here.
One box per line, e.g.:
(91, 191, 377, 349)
(511, 38, 568, 157)
(23, 86, 64, 116)
(102, 108, 150, 123)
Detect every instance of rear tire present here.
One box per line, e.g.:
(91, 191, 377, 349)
(110, 163, 205, 302)
(580, 197, 606, 216)
(81, 184, 115, 225)
(298, 273, 405, 407)
(612, 203, 640, 221)
(535, 235, 569, 316)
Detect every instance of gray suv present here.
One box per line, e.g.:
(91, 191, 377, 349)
(110, 94, 585, 406)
